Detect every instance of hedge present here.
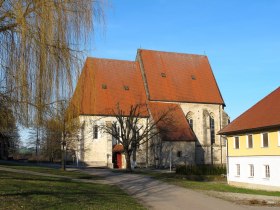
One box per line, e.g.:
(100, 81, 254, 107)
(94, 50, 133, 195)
(176, 164, 226, 175)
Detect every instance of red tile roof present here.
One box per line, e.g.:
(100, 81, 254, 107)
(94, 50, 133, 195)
(148, 102, 196, 141)
(138, 49, 225, 105)
(113, 144, 124, 152)
(219, 87, 280, 135)
(70, 58, 149, 117)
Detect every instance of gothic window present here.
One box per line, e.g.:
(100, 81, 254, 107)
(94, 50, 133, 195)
(210, 115, 215, 144)
(112, 125, 120, 145)
(186, 111, 194, 130)
(93, 125, 98, 139)
(177, 151, 182, 157)
(188, 118, 193, 130)
(133, 126, 140, 149)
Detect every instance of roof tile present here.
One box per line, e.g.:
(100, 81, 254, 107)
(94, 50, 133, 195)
(219, 87, 280, 135)
(138, 49, 225, 105)
(70, 58, 149, 117)
(148, 102, 196, 141)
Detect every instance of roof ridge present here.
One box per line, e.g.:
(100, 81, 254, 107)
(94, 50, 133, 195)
(218, 86, 280, 135)
(86, 57, 135, 63)
(231, 86, 280, 123)
(138, 48, 207, 57)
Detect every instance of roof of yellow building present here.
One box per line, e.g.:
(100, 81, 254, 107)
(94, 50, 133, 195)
(219, 86, 280, 135)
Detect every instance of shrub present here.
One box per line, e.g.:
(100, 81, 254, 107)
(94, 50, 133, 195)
(176, 164, 226, 175)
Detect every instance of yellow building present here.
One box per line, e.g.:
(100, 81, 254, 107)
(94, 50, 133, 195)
(219, 87, 280, 191)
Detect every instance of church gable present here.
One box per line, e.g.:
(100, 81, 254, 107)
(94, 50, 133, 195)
(71, 49, 228, 167)
(137, 49, 225, 105)
(70, 57, 149, 117)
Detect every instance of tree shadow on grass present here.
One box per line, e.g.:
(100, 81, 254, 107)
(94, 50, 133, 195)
(1, 178, 144, 210)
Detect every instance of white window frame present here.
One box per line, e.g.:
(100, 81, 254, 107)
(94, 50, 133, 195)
(246, 134, 253, 149)
(278, 131, 280, 147)
(264, 165, 270, 179)
(236, 164, 240, 177)
(234, 136, 240, 149)
(261, 133, 269, 148)
(249, 164, 254, 177)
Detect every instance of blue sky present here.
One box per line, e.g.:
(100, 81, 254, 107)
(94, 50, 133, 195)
(90, 0, 280, 120)
(20, 0, 280, 143)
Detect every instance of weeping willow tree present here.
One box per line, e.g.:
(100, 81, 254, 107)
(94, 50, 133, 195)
(0, 0, 105, 126)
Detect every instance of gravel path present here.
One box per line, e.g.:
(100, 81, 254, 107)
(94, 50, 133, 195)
(82, 168, 280, 210)
(1, 166, 279, 210)
(206, 191, 280, 206)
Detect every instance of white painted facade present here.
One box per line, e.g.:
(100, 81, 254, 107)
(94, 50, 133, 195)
(227, 156, 280, 191)
(149, 101, 229, 165)
(76, 114, 198, 168)
(77, 115, 115, 167)
(75, 101, 229, 168)
(77, 115, 149, 168)
(180, 103, 228, 165)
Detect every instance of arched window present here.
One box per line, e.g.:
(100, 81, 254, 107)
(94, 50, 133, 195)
(112, 124, 120, 145)
(186, 111, 194, 130)
(210, 114, 215, 144)
(93, 125, 98, 139)
(188, 118, 193, 130)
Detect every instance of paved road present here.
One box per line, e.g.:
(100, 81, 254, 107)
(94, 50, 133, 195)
(83, 168, 279, 210)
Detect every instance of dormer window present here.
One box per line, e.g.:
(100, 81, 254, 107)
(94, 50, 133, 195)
(102, 84, 107, 89)
(161, 73, 166, 78)
(124, 85, 129, 90)
(191, 75, 196, 80)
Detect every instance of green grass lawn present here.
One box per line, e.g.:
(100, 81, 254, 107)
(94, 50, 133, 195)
(133, 170, 280, 197)
(0, 168, 146, 210)
(164, 178, 280, 196)
(0, 162, 98, 180)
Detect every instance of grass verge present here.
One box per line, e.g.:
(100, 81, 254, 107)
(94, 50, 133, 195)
(132, 169, 280, 197)
(0, 170, 146, 210)
(0, 162, 98, 179)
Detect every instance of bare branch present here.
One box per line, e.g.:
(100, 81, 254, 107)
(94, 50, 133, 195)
(100, 103, 178, 171)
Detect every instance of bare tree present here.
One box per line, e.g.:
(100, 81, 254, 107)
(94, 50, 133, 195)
(47, 100, 80, 170)
(101, 103, 178, 171)
(0, 0, 105, 125)
(41, 118, 63, 163)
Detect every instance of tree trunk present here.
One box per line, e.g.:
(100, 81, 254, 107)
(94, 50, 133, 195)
(61, 117, 66, 171)
(125, 152, 132, 172)
(61, 143, 66, 171)
(132, 148, 136, 169)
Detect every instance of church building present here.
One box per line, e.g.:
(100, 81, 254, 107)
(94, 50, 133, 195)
(70, 49, 229, 168)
